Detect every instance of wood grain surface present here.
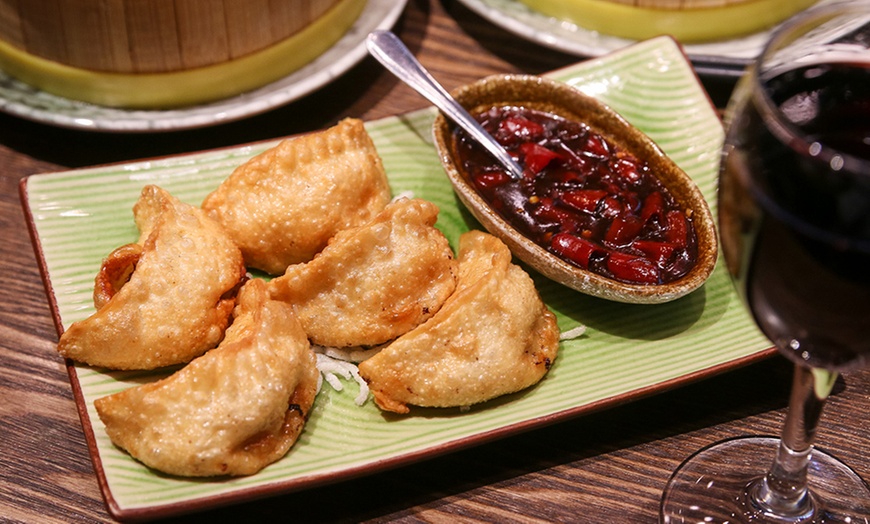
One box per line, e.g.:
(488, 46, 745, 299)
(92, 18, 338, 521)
(0, 0, 339, 72)
(1, 1, 866, 522)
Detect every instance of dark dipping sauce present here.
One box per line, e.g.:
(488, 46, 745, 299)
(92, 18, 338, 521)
(452, 106, 698, 285)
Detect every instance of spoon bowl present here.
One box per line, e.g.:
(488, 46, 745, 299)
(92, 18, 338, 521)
(432, 74, 718, 304)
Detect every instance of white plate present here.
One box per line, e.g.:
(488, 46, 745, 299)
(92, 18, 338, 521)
(456, 0, 830, 76)
(0, 0, 407, 132)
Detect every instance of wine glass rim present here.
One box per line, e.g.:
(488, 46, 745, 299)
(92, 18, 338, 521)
(750, 1, 870, 177)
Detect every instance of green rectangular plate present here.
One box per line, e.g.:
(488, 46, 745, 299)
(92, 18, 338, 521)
(21, 36, 771, 521)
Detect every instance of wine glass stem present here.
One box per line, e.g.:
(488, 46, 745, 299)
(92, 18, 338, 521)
(749, 364, 839, 516)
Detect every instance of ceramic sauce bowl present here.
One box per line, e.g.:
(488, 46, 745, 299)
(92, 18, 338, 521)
(432, 74, 718, 304)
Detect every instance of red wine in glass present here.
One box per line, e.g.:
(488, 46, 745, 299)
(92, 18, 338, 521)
(725, 61, 870, 373)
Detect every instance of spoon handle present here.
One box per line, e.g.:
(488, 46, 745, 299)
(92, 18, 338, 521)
(366, 30, 525, 180)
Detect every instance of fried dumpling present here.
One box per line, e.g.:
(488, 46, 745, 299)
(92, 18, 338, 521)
(268, 197, 458, 348)
(94, 279, 319, 477)
(358, 231, 560, 414)
(57, 185, 246, 370)
(202, 118, 392, 275)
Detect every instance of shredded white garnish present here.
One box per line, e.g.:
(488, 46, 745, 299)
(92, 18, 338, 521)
(559, 325, 587, 340)
(313, 344, 383, 406)
(391, 190, 415, 203)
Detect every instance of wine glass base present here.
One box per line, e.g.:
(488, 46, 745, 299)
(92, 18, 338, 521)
(660, 436, 870, 524)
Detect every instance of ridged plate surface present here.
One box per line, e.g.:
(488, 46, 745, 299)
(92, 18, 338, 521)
(22, 37, 771, 521)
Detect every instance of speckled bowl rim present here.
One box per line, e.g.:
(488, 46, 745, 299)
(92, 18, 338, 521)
(433, 74, 719, 304)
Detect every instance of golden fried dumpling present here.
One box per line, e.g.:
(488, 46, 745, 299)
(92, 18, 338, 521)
(268, 197, 458, 348)
(57, 185, 246, 370)
(202, 118, 392, 275)
(358, 231, 560, 414)
(94, 279, 319, 477)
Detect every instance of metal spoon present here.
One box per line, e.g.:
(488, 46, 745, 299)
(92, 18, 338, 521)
(366, 30, 525, 180)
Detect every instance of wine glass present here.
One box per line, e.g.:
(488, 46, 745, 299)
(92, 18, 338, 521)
(660, 2, 870, 523)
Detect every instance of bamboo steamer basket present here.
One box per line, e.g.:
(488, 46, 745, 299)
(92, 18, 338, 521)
(518, 0, 819, 42)
(0, 0, 365, 108)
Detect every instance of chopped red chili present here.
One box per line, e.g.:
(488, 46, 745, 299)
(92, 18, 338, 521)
(452, 106, 698, 285)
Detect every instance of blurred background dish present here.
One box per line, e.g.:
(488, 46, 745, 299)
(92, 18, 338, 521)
(0, 0, 407, 132)
(517, 0, 816, 43)
(0, 0, 364, 109)
(456, 0, 829, 77)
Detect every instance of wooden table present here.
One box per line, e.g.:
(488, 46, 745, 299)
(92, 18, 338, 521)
(1, 2, 867, 522)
